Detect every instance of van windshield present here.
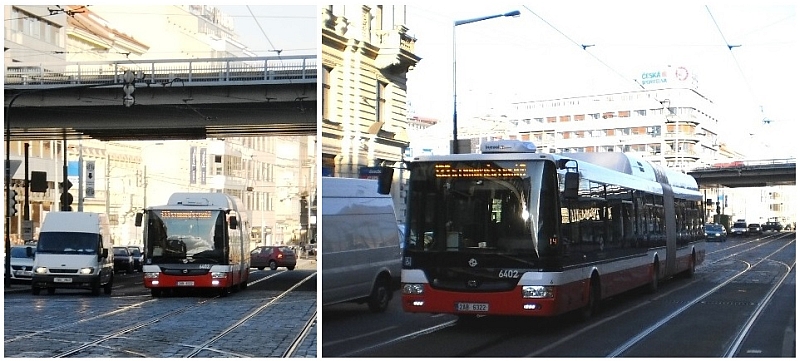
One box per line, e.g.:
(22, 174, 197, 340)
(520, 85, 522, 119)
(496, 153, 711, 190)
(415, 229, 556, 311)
(37, 232, 100, 255)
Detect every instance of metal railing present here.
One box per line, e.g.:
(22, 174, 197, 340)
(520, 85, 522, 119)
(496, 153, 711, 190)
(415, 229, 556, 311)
(5, 55, 317, 89)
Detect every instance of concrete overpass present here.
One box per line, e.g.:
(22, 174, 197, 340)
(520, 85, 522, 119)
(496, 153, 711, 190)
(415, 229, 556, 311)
(687, 158, 796, 188)
(4, 55, 317, 141)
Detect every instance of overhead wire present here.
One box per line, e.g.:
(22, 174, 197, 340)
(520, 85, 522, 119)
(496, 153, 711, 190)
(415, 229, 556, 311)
(521, 5, 646, 92)
(705, 5, 761, 120)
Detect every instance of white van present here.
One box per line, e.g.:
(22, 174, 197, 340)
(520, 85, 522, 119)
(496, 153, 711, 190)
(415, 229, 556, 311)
(31, 212, 114, 296)
(321, 177, 402, 312)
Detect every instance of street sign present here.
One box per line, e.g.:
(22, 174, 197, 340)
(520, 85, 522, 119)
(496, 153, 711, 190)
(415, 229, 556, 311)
(22, 220, 32, 241)
(5, 159, 21, 177)
(85, 160, 95, 198)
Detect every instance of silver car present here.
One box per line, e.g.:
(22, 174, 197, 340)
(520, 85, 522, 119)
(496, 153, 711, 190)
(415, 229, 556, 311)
(731, 222, 748, 237)
(8, 245, 36, 283)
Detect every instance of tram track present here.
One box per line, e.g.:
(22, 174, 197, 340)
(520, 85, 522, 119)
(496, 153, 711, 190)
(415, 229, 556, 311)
(335, 234, 794, 357)
(4, 269, 317, 358)
(606, 235, 795, 357)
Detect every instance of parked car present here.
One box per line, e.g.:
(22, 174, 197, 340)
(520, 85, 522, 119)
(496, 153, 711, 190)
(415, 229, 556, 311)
(8, 244, 36, 283)
(731, 221, 748, 237)
(127, 246, 143, 272)
(704, 223, 727, 242)
(112, 246, 134, 274)
(250, 246, 297, 271)
(747, 223, 763, 236)
(761, 221, 783, 232)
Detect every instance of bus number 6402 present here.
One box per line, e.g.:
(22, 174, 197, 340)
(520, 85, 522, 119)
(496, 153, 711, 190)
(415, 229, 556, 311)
(498, 269, 519, 278)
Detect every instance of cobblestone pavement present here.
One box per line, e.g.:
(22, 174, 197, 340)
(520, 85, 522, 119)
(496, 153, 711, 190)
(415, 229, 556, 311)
(4, 258, 318, 358)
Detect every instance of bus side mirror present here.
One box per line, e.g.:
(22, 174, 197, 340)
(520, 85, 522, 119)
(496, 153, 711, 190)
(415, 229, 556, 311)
(135, 213, 143, 227)
(229, 217, 238, 230)
(564, 172, 579, 199)
(378, 166, 394, 195)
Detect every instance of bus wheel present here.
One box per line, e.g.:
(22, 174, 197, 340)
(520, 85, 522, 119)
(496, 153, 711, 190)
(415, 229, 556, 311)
(151, 289, 162, 298)
(580, 277, 600, 321)
(683, 252, 696, 278)
(648, 260, 659, 294)
(367, 276, 390, 313)
(219, 287, 229, 297)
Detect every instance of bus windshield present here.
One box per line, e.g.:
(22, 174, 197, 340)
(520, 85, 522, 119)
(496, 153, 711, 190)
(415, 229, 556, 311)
(405, 160, 550, 256)
(144, 209, 227, 263)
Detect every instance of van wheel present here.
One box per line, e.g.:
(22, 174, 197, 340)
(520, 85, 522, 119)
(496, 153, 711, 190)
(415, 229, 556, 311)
(47, 287, 56, 295)
(287, 266, 295, 271)
(104, 277, 113, 295)
(32, 286, 41, 295)
(91, 282, 101, 296)
(367, 277, 391, 313)
(257, 267, 265, 271)
(269, 261, 278, 271)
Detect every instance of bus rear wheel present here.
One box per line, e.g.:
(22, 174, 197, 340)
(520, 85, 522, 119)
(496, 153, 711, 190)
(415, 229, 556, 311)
(151, 288, 162, 297)
(648, 259, 659, 293)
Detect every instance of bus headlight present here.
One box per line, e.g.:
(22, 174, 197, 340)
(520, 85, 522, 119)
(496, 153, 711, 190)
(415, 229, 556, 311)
(211, 272, 227, 278)
(522, 285, 554, 298)
(79, 267, 94, 275)
(144, 272, 160, 279)
(35, 267, 48, 274)
(403, 283, 424, 295)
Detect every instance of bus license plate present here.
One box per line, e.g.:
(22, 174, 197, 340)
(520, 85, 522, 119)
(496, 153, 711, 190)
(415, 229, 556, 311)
(176, 281, 194, 286)
(54, 277, 72, 283)
(456, 302, 489, 312)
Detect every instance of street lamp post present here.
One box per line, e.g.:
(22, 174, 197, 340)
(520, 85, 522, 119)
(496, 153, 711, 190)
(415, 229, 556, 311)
(452, 10, 520, 154)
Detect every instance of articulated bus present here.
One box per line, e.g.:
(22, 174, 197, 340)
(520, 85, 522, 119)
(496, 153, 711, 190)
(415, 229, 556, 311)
(384, 140, 705, 320)
(135, 192, 250, 297)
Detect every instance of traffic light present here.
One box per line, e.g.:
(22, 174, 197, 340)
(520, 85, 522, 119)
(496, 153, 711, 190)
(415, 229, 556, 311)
(59, 180, 73, 211)
(299, 196, 309, 227)
(7, 189, 18, 217)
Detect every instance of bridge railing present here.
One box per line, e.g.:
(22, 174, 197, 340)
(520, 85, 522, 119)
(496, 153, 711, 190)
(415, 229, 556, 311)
(5, 55, 317, 88)
(691, 157, 796, 171)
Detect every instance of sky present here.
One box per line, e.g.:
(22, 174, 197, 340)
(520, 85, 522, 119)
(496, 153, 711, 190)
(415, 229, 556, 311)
(217, 5, 317, 57)
(402, 2, 797, 157)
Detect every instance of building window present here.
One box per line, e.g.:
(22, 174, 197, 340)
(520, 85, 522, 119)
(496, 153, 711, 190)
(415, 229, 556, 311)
(574, 114, 585, 121)
(591, 113, 600, 120)
(322, 66, 331, 122)
(635, 109, 646, 117)
(547, 116, 556, 123)
(377, 81, 387, 123)
(618, 110, 630, 118)
(559, 115, 571, 122)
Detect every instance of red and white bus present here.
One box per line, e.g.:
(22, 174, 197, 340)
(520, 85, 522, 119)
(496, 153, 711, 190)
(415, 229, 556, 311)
(385, 140, 705, 319)
(135, 192, 250, 297)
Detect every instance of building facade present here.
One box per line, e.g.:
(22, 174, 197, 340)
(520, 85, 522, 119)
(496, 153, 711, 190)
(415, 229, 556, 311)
(320, 5, 419, 176)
